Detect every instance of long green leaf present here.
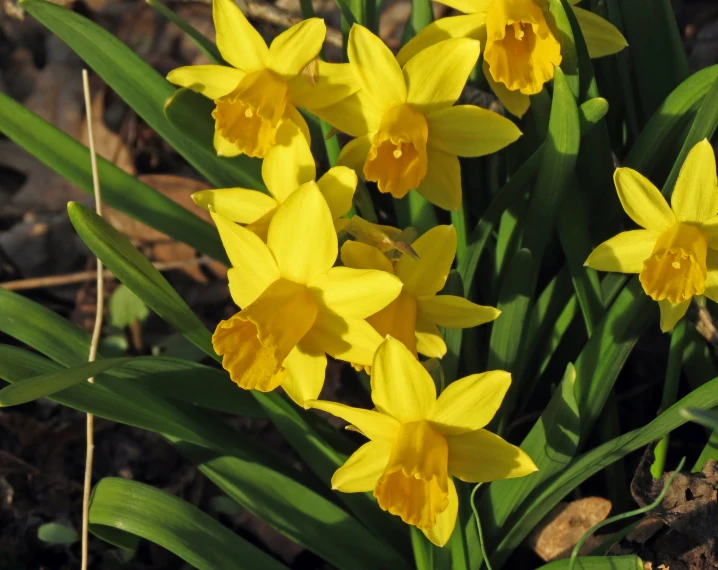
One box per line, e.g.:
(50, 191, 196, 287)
(89, 478, 288, 570)
(21, 0, 262, 189)
(492, 373, 718, 568)
(176, 442, 410, 570)
(0, 357, 128, 406)
(481, 364, 579, 533)
(0, 92, 226, 262)
(521, 67, 580, 275)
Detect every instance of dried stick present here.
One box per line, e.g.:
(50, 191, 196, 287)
(81, 68, 104, 570)
(0, 257, 212, 291)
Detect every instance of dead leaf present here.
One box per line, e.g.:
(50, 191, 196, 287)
(529, 497, 612, 561)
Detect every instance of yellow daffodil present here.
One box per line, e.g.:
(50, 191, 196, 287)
(585, 140, 718, 332)
(308, 336, 537, 546)
(192, 122, 356, 240)
(397, 0, 628, 117)
(210, 183, 402, 406)
(342, 225, 500, 358)
(167, 0, 356, 158)
(318, 24, 522, 211)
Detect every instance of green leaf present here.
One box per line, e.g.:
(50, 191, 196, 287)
(660, 77, 718, 201)
(21, 0, 262, 190)
(0, 357, 130, 407)
(0, 91, 226, 262)
(37, 522, 79, 545)
(147, 0, 225, 65)
(481, 364, 580, 533)
(209, 495, 243, 517)
(619, 0, 688, 124)
(521, 67, 581, 273)
(492, 371, 718, 568)
(536, 556, 643, 570)
(68, 202, 215, 358)
(89, 478, 288, 570)
(681, 408, 718, 431)
(458, 97, 608, 297)
(109, 284, 149, 328)
(547, 0, 579, 96)
(175, 442, 411, 570)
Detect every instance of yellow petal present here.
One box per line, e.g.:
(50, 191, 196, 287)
(212, 0, 268, 71)
(288, 61, 359, 112)
(214, 130, 243, 157)
(338, 133, 374, 173)
(332, 440, 392, 492)
(403, 38, 480, 116)
(267, 182, 337, 283)
(193, 188, 278, 224)
(341, 240, 395, 273)
(427, 104, 521, 157)
(417, 295, 501, 328)
(211, 210, 280, 305)
(167, 65, 244, 99)
(447, 429, 538, 482)
(309, 266, 403, 318)
(671, 140, 718, 223)
(368, 292, 418, 355)
(281, 341, 327, 407)
(430, 371, 511, 435)
(268, 18, 325, 78)
(262, 120, 316, 203)
(314, 92, 381, 138)
(395, 225, 457, 296)
(307, 400, 399, 441)
(422, 477, 458, 547)
(701, 216, 718, 249)
(283, 104, 311, 146)
(348, 24, 407, 112)
(614, 167, 675, 231)
(317, 167, 357, 219)
(416, 317, 447, 358)
(584, 229, 659, 274)
(703, 251, 718, 303)
(213, 278, 317, 391)
(416, 148, 462, 211)
(572, 6, 628, 58)
(658, 299, 690, 333)
(371, 336, 437, 423)
(303, 311, 384, 366)
(397, 14, 486, 66)
(483, 60, 530, 118)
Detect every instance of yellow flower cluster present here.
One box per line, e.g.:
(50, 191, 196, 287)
(166, 0, 635, 547)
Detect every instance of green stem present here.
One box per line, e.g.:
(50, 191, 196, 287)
(470, 484, 493, 570)
(651, 319, 688, 478)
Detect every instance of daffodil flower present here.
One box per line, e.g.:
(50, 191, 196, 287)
(342, 225, 500, 358)
(585, 140, 718, 332)
(318, 25, 522, 211)
(397, 0, 627, 117)
(308, 336, 537, 546)
(167, 0, 356, 158)
(192, 122, 356, 240)
(210, 183, 402, 406)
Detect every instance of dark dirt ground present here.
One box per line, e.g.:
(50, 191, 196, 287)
(1, 0, 718, 568)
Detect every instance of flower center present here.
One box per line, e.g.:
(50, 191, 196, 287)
(212, 68, 288, 158)
(368, 291, 418, 356)
(374, 420, 449, 530)
(639, 223, 708, 304)
(212, 278, 317, 391)
(484, 6, 562, 95)
(364, 104, 428, 199)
